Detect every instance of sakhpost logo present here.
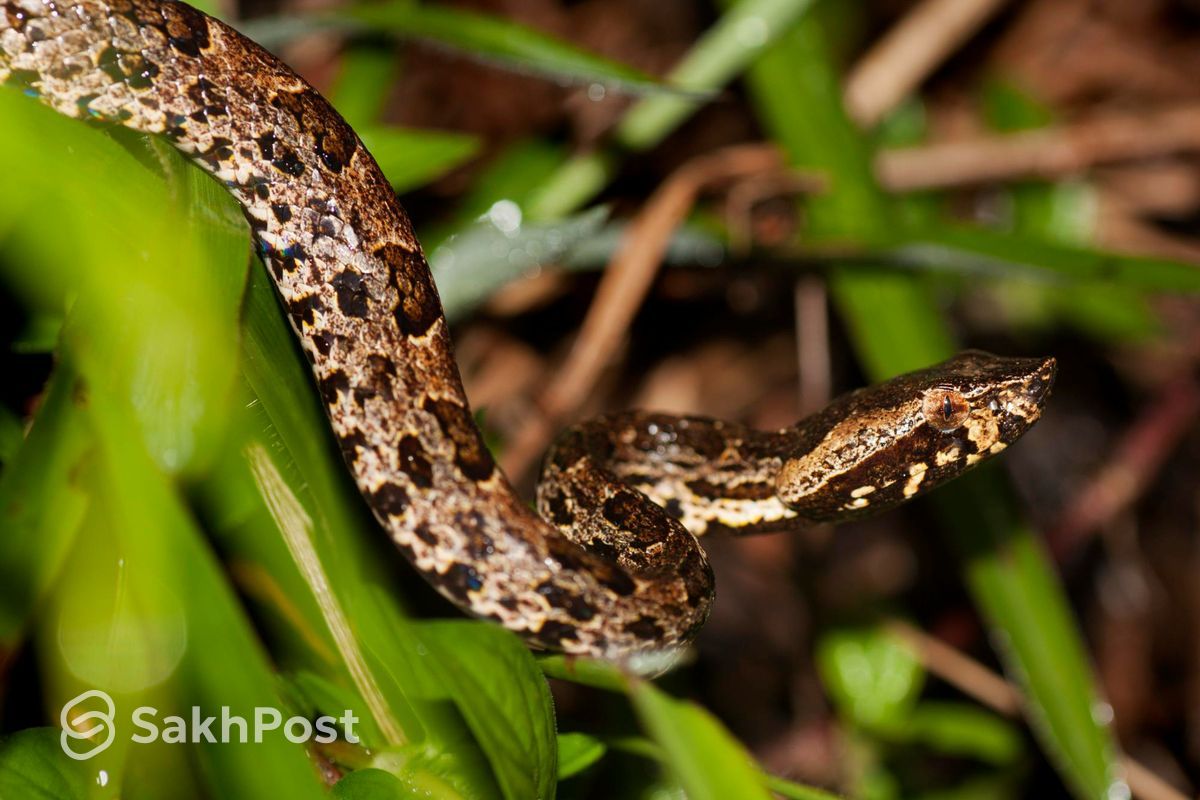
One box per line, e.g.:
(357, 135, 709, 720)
(58, 689, 361, 759)
(60, 690, 116, 761)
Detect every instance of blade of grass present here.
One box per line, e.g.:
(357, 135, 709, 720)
(892, 223, 1200, 294)
(244, 3, 674, 98)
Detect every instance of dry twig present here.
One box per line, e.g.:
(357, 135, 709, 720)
(844, 0, 1011, 126)
(877, 105, 1200, 191)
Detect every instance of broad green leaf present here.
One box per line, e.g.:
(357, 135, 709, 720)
(628, 679, 772, 800)
(34, 359, 329, 798)
(556, 732, 605, 780)
(234, 269, 504, 799)
(416, 621, 557, 800)
(0, 728, 88, 800)
(284, 671, 384, 750)
(816, 628, 923, 734)
(608, 734, 843, 800)
(11, 312, 63, 354)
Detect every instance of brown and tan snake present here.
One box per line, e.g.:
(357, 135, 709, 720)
(0, 0, 1056, 659)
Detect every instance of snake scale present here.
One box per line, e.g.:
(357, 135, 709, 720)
(0, 0, 1056, 658)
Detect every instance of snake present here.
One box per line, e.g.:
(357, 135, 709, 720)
(0, 0, 1057, 659)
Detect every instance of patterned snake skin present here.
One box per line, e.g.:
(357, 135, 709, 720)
(0, 0, 1056, 658)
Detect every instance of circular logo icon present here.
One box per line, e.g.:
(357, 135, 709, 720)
(60, 689, 116, 761)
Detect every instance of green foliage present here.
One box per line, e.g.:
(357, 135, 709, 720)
(626, 678, 775, 800)
(555, 733, 606, 780)
(0, 729, 89, 800)
(817, 628, 924, 734)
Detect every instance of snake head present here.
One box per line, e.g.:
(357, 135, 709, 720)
(775, 351, 1056, 521)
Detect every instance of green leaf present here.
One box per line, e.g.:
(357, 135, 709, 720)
(330, 45, 400, 127)
(905, 702, 1023, 766)
(816, 628, 924, 734)
(358, 126, 481, 194)
(0, 729, 88, 800)
(284, 671, 383, 750)
(764, 774, 846, 800)
(614, 0, 817, 151)
(11, 312, 63, 354)
(332, 769, 410, 800)
(416, 622, 557, 800)
(556, 733, 606, 780)
(539, 655, 629, 692)
(0, 405, 23, 467)
(628, 679, 772, 800)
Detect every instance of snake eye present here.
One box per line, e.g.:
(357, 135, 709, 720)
(922, 387, 969, 432)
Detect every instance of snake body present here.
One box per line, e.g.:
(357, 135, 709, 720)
(0, 0, 1056, 658)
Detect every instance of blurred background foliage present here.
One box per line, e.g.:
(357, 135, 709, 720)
(2, 0, 1200, 797)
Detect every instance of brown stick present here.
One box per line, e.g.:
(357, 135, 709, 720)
(886, 621, 1190, 800)
(877, 106, 1200, 191)
(844, 0, 1012, 126)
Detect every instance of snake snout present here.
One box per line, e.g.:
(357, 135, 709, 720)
(1021, 356, 1058, 407)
